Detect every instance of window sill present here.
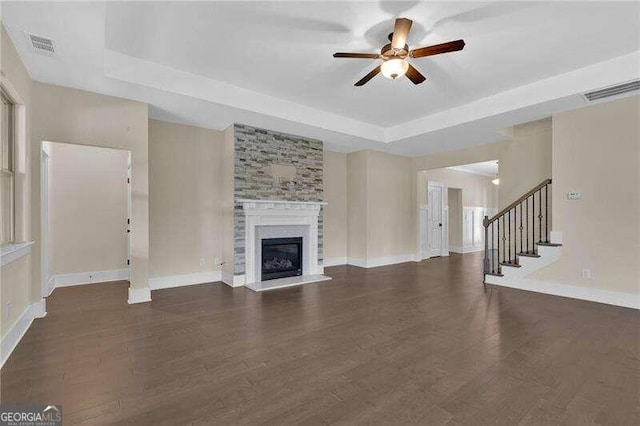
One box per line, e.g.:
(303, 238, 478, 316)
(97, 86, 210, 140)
(1, 241, 35, 267)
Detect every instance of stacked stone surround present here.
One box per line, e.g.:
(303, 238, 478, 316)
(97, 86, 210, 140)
(233, 124, 324, 275)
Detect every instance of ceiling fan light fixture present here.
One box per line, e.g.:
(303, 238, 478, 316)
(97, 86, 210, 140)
(381, 58, 409, 79)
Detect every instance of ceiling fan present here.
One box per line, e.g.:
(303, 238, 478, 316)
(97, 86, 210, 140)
(333, 18, 465, 86)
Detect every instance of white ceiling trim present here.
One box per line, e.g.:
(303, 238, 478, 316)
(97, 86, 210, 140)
(447, 161, 498, 177)
(387, 51, 640, 142)
(104, 49, 386, 142)
(106, 48, 640, 146)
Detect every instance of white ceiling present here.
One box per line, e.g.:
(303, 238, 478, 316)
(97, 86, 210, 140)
(447, 160, 498, 177)
(3, 1, 640, 156)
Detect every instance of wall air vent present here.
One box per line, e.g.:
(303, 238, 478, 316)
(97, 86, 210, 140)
(583, 79, 640, 102)
(28, 33, 55, 55)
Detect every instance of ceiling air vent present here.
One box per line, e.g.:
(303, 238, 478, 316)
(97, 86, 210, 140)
(583, 80, 640, 102)
(28, 33, 55, 54)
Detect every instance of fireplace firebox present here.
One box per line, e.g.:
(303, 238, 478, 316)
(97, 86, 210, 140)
(261, 237, 303, 281)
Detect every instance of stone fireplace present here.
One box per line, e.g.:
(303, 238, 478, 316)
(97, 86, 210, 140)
(222, 124, 330, 291)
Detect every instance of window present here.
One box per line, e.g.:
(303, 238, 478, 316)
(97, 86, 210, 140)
(1, 88, 15, 244)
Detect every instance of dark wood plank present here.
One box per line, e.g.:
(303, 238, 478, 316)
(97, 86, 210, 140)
(1, 252, 638, 425)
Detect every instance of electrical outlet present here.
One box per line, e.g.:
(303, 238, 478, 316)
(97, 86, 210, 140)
(581, 269, 591, 279)
(199, 258, 205, 267)
(5, 302, 11, 319)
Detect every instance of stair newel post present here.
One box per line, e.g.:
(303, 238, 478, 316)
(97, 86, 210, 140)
(483, 216, 489, 275)
(497, 216, 501, 271)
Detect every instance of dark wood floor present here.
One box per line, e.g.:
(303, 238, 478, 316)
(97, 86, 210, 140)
(2, 253, 638, 425)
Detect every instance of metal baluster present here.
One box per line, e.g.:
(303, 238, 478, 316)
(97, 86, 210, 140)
(532, 192, 535, 249)
(497, 218, 500, 270)
(502, 215, 506, 263)
(538, 189, 543, 243)
(519, 203, 523, 255)
(545, 184, 549, 243)
(526, 197, 529, 254)
(491, 222, 495, 273)
(508, 209, 511, 263)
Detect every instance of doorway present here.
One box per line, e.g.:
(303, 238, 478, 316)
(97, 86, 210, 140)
(41, 141, 131, 295)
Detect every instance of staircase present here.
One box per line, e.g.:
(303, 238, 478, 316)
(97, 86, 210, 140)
(483, 179, 562, 285)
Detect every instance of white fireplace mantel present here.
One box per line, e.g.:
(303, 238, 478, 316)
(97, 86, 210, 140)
(239, 199, 329, 291)
(239, 199, 327, 212)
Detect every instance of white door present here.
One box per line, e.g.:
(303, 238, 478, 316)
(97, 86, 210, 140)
(427, 181, 446, 258)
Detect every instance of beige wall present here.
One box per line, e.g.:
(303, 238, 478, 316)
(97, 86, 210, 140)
(448, 188, 463, 248)
(221, 126, 235, 277)
(347, 150, 368, 260)
(345, 150, 414, 262)
(32, 83, 149, 292)
(533, 96, 640, 295)
(149, 119, 224, 278)
(323, 150, 347, 263)
(48, 142, 129, 275)
(1, 23, 34, 336)
(366, 151, 414, 260)
(498, 118, 552, 208)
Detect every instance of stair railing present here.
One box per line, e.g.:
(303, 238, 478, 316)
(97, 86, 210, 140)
(483, 178, 552, 278)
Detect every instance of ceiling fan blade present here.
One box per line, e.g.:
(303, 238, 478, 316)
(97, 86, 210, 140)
(410, 39, 466, 58)
(391, 18, 413, 50)
(354, 66, 381, 86)
(405, 64, 426, 85)
(333, 52, 381, 59)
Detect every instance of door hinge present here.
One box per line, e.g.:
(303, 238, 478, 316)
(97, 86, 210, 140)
(127, 177, 130, 184)
(127, 259, 130, 266)
(127, 218, 130, 225)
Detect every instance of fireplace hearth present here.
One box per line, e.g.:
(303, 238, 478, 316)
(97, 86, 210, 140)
(261, 237, 303, 281)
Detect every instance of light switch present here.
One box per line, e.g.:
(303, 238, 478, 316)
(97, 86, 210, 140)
(567, 191, 582, 200)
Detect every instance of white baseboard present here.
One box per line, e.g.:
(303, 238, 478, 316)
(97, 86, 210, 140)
(486, 278, 640, 310)
(347, 254, 416, 269)
(149, 271, 222, 290)
(127, 286, 151, 304)
(54, 268, 130, 288)
(1, 299, 46, 368)
(222, 271, 245, 287)
(46, 277, 55, 296)
(323, 257, 348, 267)
(449, 245, 484, 254)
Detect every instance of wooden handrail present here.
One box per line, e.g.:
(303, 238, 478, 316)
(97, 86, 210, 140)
(485, 178, 552, 226)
